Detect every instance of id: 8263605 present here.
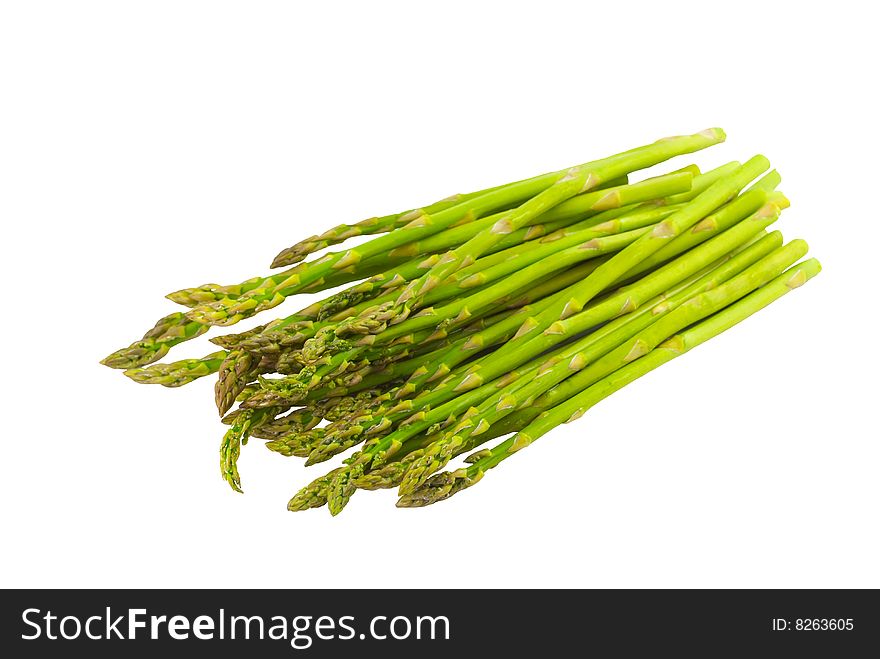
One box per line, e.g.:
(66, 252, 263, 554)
(771, 618, 854, 631)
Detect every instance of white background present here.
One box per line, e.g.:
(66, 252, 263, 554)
(1, 1, 877, 589)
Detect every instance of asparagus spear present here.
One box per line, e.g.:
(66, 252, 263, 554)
(215, 349, 262, 415)
(270, 190, 498, 269)
(124, 351, 228, 387)
(220, 406, 282, 492)
(223, 407, 322, 438)
(269, 170, 633, 268)
(399, 257, 821, 507)
(101, 312, 211, 369)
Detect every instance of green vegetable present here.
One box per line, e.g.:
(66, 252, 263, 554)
(102, 129, 820, 515)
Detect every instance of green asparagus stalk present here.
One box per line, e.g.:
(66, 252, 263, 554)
(123, 351, 228, 387)
(165, 256, 411, 308)
(220, 406, 281, 492)
(223, 406, 322, 437)
(269, 170, 633, 268)
(215, 349, 262, 415)
(270, 188, 503, 269)
(101, 312, 211, 369)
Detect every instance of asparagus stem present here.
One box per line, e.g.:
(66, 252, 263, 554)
(100, 312, 210, 369)
(270, 188, 503, 269)
(269, 171, 633, 269)
(220, 406, 281, 492)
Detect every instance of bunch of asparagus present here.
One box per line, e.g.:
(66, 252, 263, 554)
(103, 129, 820, 514)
